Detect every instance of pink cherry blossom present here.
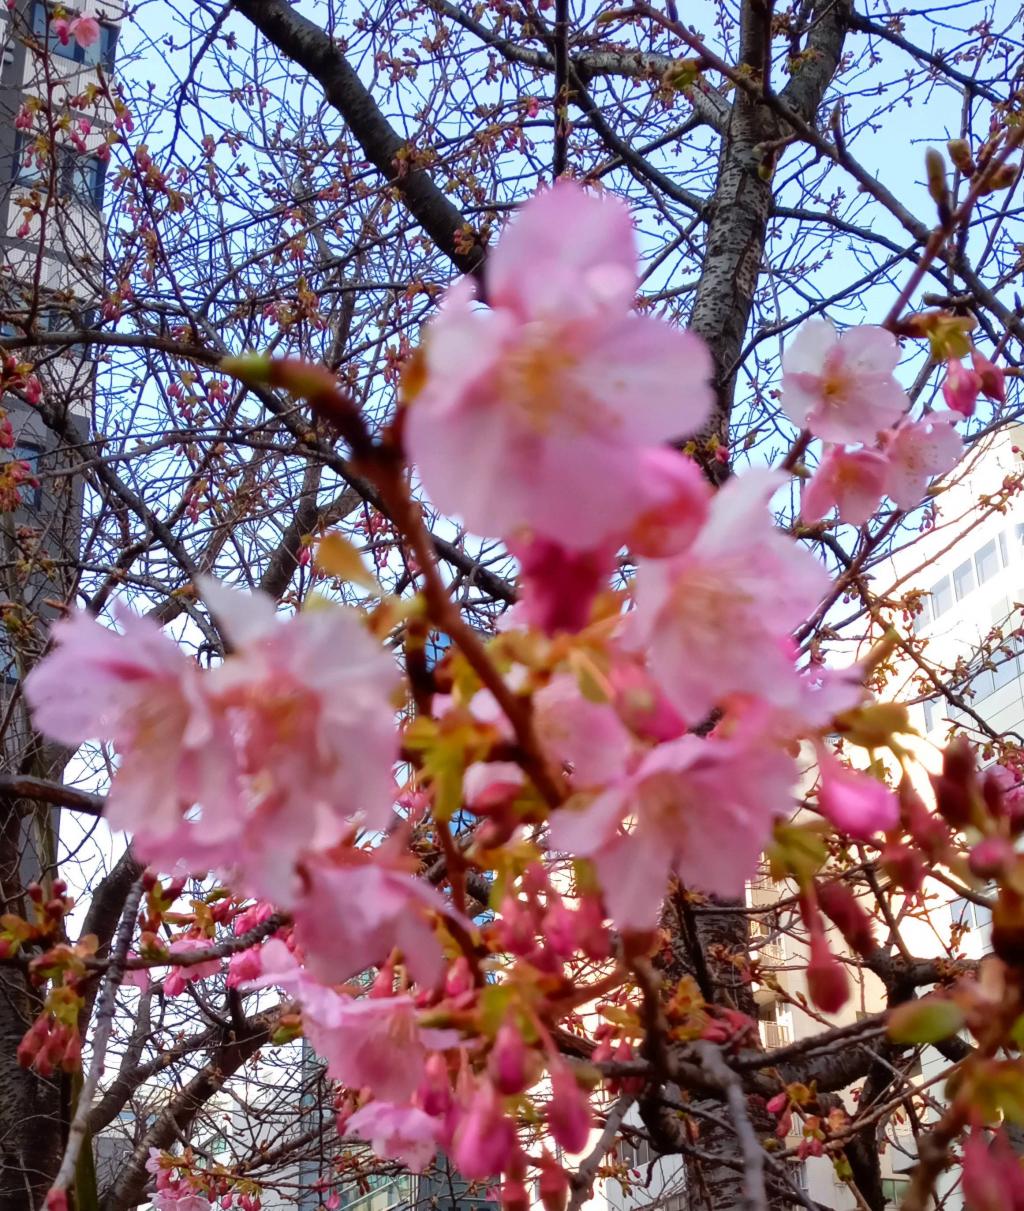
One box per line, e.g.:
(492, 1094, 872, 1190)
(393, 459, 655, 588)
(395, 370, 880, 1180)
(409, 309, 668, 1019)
(26, 585, 400, 904)
(463, 761, 524, 810)
(881, 415, 962, 511)
(549, 722, 796, 930)
(941, 358, 979, 417)
(69, 14, 101, 47)
(345, 1103, 442, 1171)
(243, 939, 448, 1100)
(23, 607, 227, 859)
(188, 580, 399, 899)
(404, 181, 713, 550)
(51, 16, 71, 43)
(630, 471, 830, 722)
(233, 900, 275, 935)
(782, 321, 907, 443)
(816, 750, 899, 839)
(308, 994, 440, 1103)
(164, 937, 221, 996)
(801, 446, 888, 526)
(626, 447, 711, 559)
(533, 674, 637, 787)
(291, 858, 455, 988)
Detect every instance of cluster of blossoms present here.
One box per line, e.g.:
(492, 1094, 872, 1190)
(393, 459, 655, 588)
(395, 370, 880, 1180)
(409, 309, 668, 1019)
(24, 183, 978, 1201)
(785, 320, 967, 526)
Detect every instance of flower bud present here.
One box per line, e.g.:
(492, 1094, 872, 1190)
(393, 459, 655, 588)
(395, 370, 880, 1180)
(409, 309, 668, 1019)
(946, 138, 975, 175)
(968, 837, 1012, 880)
(807, 933, 849, 1014)
(547, 1064, 591, 1155)
(539, 1162, 570, 1211)
(816, 880, 875, 957)
(489, 1023, 529, 1096)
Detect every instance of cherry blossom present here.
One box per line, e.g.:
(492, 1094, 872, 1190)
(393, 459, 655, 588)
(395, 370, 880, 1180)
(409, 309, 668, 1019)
(781, 320, 907, 443)
(164, 938, 221, 997)
(198, 580, 400, 898)
(533, 674, 638, 788)
(801, 446, 888, 526)
(25, 584, 400, 904)
(881, 415, 963, 510)
(69, 14, 100, 47)
(404, 181, 713, 549)
(246, 939, 456, 1101)
(23, 606, 227, 859)
(291, 858, 455, 988)
(630, 470, 830, 722)
(345, 1103, 442, 1171)
(815, 750, 899, 839)
(549, 720, 796, 930)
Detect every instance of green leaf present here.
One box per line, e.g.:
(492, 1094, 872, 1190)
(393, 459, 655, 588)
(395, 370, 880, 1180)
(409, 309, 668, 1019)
(888, 998, 964, 1044)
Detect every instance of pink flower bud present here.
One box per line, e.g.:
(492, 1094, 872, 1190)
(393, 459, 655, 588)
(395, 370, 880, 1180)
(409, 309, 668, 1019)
(816, 880, 875, 957)
(942, 358, 980, 417)
(969, 837, 1013, 880)
(453, 1086, 517, 1181)
(419, 1053, 453, 1118)
(500, 1177, 530, 1211)
(971, 350, 1005, 403)
(963, 1129, 1024, 1211)
(807, 933, 849, 1014)
(489, 1023, 529, 1096)
(547, 1064, 591, 1155)
(538, 1162, 569, 1211)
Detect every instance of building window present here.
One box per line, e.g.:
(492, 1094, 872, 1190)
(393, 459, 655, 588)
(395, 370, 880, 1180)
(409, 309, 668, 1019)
(31, 2, 117, 68)
(953, 558, 976, 601)
(929, 575, 954, 618)
(617, 1138, 686, 1211)
(912, 596, 932, 633)
(975, 539, 1000, 583)
(990, 648, 1020, 693)
(1000, 530, 1010, 566)
(881, 1177, 910, 1206)
(950, 897, 993, 933)
(921, 698, 935, 732)
(12, 134, 106, 208)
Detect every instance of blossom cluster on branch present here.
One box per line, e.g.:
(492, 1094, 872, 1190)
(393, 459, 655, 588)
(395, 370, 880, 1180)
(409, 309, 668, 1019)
(17, 182, 1024, 1210)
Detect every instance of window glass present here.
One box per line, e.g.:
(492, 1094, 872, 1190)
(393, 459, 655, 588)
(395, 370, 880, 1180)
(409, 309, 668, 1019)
(976, 539, 999, 583)
(912, 595, 932, 633)
(922, 698, 935, 732)
(970, 666, 995, 702)
(1000, 530, 1009, 567)
(991, 650, 1019, 693)
(953, 558, 976, 600)
(930, 576, 953, 617)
